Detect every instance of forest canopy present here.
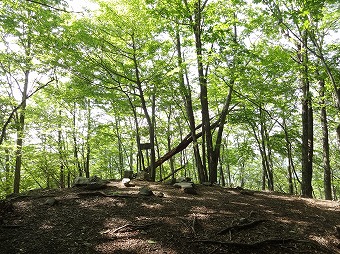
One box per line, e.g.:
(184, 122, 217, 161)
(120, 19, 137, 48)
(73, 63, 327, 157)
(0, 0, 339, 199)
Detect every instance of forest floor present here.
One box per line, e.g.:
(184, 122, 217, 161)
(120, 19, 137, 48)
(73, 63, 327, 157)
(1, 180, 340, 254)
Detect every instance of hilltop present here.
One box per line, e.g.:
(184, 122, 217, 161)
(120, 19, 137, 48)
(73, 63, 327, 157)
(0, 181, 340, 254)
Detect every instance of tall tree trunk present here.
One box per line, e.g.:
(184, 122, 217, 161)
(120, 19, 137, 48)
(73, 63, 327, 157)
(175, 28, 206, 183)
(318, 73, 332, 200)
(299, 35, 314, 198)
(132, 35, 156, 181)
(13, 69, 29, 194)
(193, 2, 214, 183)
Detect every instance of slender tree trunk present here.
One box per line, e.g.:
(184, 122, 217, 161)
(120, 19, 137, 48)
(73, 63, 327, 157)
(299, 35, 314, 198)
(84, 100, 91, 178)
(166, 107, 175, 178)
(211, 85, 233, 183)
(132, 35, 156, 181)
(13, 70, 29, 193)
(58, 110, 65, 188)
(72, 103, 82, 177)
(3, 131, 11, 194)
(283, 118, 294, 194)
(318, 73, 332, 200)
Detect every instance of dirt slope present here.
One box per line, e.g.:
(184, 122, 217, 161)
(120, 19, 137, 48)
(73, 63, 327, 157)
(1, 181, 340, 254)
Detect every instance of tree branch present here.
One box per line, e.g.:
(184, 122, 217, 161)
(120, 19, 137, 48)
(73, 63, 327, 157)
(0, 79, 55, 145)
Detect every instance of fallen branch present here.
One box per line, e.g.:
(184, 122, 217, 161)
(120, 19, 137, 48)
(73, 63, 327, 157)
(217, 219, 268, 235)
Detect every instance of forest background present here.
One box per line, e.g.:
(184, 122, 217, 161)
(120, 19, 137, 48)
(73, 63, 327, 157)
(0, 0, 339, 200)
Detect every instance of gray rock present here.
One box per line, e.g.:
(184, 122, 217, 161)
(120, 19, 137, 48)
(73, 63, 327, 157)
(44, 197, 58, 206)
(173, 182, 197, 195)
(123, 170, 134, 179)
(136, 171, 151, 181)
(139, 186, 154, 196)
(74, 176, 108, 190)
(173, 182, 194, 189)
(176, 177, 192, 183)
(86, 181, 107, 190)
(73, 177, 90, 186)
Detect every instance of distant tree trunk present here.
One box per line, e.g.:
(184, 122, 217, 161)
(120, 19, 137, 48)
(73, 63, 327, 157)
(13, 69, 29, 194)
(299, 35, 314, 198)
(58, 110, 65, 188)
(318, 73, 332, 200)
(72, 103, 82, 177)
(261, 109, 274, 191)
(283, 118, 295, 194)
(250, 112, 273, 191)
(166, 106, 175, 178)
(84, 100, 91, 178)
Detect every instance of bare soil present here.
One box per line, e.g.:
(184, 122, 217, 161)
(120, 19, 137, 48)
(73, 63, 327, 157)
(1, 180, 340, 254)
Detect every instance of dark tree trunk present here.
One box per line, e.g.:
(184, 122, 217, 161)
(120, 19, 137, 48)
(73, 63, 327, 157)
(299, 36, 314, 198)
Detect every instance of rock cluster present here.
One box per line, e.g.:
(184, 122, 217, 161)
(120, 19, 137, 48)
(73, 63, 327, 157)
(73, 176, 108, 190)
(173, 177, 197, 195)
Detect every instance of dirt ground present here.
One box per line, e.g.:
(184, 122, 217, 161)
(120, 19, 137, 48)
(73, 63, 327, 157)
(1, 180, 340, 254)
